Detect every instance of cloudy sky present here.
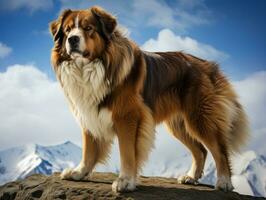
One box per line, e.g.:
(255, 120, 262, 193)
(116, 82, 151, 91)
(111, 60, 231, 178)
(0, 0, 265, 154)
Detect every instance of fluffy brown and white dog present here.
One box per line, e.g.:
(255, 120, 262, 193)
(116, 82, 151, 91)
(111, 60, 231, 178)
(50, 6, 249, 193)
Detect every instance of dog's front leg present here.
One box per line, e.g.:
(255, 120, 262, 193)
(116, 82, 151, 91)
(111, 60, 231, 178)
(112, 116, 138, 193)
(61, 129, 111, 180)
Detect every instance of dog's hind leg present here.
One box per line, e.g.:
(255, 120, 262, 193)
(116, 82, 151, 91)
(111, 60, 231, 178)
(165, 115, 207, 185)
(182, 95, 235, 191)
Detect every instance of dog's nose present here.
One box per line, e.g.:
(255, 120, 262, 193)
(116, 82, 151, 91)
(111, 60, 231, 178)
(68, 36, 80, 47)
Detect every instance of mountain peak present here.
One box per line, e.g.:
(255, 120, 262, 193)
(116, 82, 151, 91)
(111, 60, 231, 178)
(63, 140, 72, 145)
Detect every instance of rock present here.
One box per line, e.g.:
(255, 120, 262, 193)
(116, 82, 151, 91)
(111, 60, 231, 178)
(0, 172, 264, 200)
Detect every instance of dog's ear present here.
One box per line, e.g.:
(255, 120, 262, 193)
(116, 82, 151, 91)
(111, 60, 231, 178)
(49, 9, 72, 45)
(91, 6, 117, 40)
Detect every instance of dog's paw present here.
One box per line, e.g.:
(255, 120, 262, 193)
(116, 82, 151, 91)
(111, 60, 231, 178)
(177, 175, 198, 185)
(215, 176, 234, 192)
(60, 164, 90, 181)
(112, 177, 136, 193)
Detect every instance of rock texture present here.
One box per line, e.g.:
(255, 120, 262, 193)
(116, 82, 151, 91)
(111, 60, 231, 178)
(0, 172, 264, 200)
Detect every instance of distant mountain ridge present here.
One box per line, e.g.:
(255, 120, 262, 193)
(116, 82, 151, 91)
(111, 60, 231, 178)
(0, 141, 81, 184)
(0, 141, 265, 197)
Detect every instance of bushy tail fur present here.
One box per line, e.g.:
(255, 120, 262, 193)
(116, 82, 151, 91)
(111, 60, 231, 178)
(229, 101, 250, 152)
(211, 65, 250, 153)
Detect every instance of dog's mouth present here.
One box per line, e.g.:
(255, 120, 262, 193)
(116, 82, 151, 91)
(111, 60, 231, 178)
(69, 49, 82, 56)
(69, 49, 90, 59)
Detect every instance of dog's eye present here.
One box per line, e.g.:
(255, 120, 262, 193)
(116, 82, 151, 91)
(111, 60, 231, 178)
(84, 26, 92, 31)
(65, 26, 71, 33)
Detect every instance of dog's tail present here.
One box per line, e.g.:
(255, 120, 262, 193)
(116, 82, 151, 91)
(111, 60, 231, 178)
(211, 65, 250, 153)
(228, 101, 250, 152)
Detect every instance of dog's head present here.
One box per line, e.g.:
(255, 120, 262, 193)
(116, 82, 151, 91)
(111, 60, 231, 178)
(50, 6, 117, 62)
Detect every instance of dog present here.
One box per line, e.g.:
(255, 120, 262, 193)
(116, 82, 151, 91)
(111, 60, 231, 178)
(49, 6, 249, 193)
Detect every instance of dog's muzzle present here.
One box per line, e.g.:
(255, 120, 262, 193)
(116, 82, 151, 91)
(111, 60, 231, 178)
(66, 28, 86, 57)
(68, 36, 80, 52)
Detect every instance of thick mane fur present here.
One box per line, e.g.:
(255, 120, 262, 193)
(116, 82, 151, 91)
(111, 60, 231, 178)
(101, 30, 135, 88)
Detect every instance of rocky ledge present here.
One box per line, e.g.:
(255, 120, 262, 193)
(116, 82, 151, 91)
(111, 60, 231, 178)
(0, 172, 264, 200)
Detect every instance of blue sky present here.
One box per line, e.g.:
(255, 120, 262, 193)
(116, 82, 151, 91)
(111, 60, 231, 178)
(0, 0, 265, 80)
(0, 0, 265, 150)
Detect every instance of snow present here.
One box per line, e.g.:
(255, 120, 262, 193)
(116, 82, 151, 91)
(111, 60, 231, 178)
(232, 151, 257, 175)
(232, 175, 253, 196)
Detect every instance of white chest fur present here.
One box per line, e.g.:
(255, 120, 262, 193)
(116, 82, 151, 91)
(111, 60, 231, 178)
(59, 58, 115, 140)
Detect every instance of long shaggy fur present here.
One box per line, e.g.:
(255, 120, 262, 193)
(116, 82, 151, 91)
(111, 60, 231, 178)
(50, 6, 249, 192)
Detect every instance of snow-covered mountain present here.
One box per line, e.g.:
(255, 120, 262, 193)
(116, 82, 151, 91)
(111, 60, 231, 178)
(0, 141, 81, 185)
(0, 141, 265, 197)
(199, 151, 266, 197)
(232, 151, 266, 197)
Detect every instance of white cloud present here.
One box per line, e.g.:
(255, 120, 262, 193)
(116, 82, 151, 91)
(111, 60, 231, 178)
(233, 71, 266, 130)
(232, 71, 266, 154)
(132, 0, 177, 28)
(132, 0, 210, 31)
(141, 29, 228, 61)
(0, 42, 12, 58)
(0, 0, 53, 12)
(0, 65, 80, 150)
